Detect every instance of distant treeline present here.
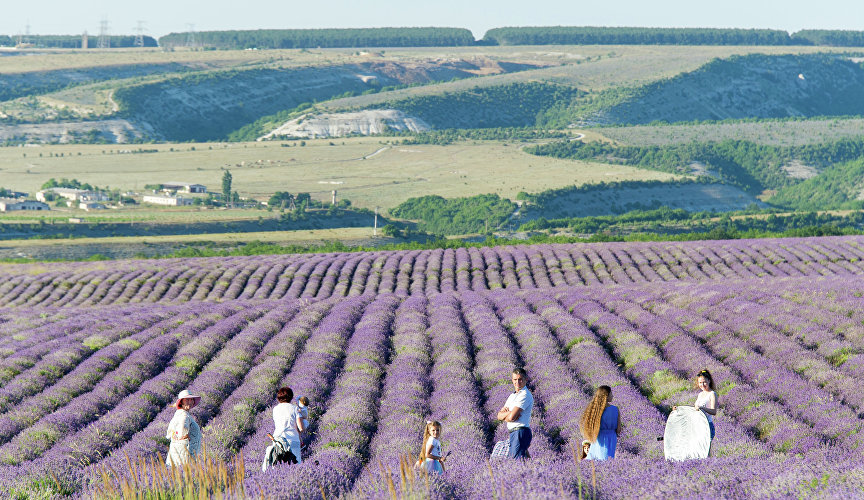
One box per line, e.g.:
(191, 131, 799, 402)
(483, 27, 797, 46)
(158, 28, 476, 49)
(527, 138, 864, 195)
(8, 27, 864, 50)
(0, 35, 157, 48)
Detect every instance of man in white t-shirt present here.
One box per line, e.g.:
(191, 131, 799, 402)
(496, 367, 534, 458)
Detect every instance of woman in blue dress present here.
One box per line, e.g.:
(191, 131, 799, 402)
(580, 385, 621, 460)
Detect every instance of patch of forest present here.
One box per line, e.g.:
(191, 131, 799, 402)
(373, 82, 582, 129)
(158, 28, 476, 49)
(770, 158, 864, 210)
(389, 194, 516, 235)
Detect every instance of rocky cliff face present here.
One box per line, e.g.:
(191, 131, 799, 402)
(586, 54, 864, 125)
(117, 59, 529, 142)
(260, 109, 430, 139)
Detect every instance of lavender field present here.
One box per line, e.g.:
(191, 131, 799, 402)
(3, 236, 864, 498)
(4, 236, 864, 307)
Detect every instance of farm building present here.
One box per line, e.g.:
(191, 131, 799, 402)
(143, 194, 193, 206)
(0, 199, 50, 212)
(161, 182, 207, 193)
(79, 201, 106, 211)
(37, 188, 109, 203)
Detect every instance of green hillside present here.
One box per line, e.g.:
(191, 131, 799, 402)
(556, 54, 864, 126)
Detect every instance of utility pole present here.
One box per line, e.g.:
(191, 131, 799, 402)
(373, 206, 379, 237)
(185, 24, 197, 48)
(134, 21, 145, 47)
(97, 19, 110, 49)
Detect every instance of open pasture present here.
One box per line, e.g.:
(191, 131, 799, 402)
(0, 138, 677, 210)
(3, 236, 864, 497)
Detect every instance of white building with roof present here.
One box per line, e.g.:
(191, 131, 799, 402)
(0, 199, 50, 212)
(161, 182, 207, 193)
(37, 188, 108, 203)
(143, 194, 193, 206)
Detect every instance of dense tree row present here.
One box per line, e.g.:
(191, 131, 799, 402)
(158, 28, 475, 49)
(401, 127, 568, 145)
(520, 205, 864, 238)
(482, 27, 797, 46)
(390, 194, 516, 235)
(792, 30, 864, 47)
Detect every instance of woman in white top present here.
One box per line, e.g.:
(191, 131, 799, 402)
(272, 386, 305, 464)
(166, 389, 202, 467)
(694, 369, 718, 442)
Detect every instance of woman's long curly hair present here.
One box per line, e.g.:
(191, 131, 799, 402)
(580, 385, 612, 443)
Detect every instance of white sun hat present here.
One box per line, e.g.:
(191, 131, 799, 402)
(174, 389, 201, 409)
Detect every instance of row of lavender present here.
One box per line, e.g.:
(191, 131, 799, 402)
(6, 272, 864, 497)
(4, 235, 864, 307)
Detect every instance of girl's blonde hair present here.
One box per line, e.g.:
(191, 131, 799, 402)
(420, 421, 441, 459)
(580, 386, 611, 443)
(696, 369, 716, 391)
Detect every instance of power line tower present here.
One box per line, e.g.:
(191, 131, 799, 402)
(97, 19, 110, 49)
(185, 23, 197, 48)
(134, 21, 145, 47)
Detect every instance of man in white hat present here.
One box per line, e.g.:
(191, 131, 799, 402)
(166, 389, 202, 467)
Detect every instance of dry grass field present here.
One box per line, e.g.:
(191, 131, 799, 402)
(0, 137, 679, 211)
(321, 44, 848, 110)
(595, 118, 864, 146)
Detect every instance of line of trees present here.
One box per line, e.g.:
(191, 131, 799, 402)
(0, 35, 157, 48)
(483, 27, 797, 46)
(158, 28, 475, 49)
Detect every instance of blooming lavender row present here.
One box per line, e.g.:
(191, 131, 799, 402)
(10, 236, 864, 307)
(201, 300, 331, 459)
(239, 295, 372, 471)
(37, 302, 253, 470)
(0, 307, 201, 450)
(523, 290, 678, 457)
(600, 289, 864, 451)
(0, 307, 173, 414)
(670, 292, 864, 417)
(637, 292, 864, 448)
(459, 292, 558, 460)
(242, 295, 385, 497)
(98, 304, 293, 467)
(350, 295, 435, 497)
(557, 290, 804, 454)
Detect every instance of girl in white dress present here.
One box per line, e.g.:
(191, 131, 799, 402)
(165, 389, 202, 467)
(421, 420, 446, 474)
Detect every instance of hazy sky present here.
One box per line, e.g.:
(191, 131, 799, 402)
(4, 0, 864, 39)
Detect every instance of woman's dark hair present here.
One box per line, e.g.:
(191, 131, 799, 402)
(277, 386, 293, 403)
(697, 369, 716, 391)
